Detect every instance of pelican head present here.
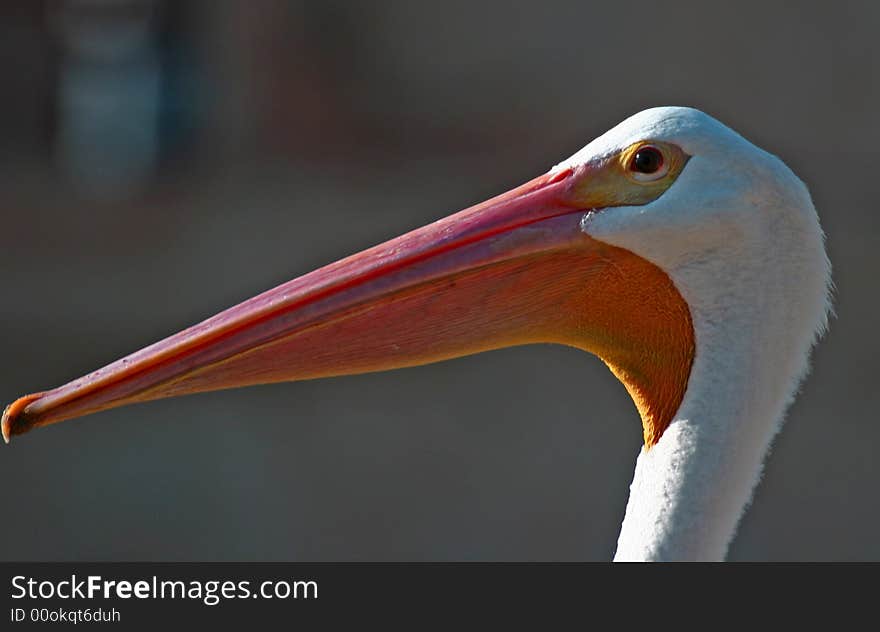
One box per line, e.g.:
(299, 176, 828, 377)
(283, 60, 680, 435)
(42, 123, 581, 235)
(2, 107, 832, 560)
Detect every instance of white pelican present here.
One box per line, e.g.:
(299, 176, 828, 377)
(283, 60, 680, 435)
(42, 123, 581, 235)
(2, 107, 831, 561)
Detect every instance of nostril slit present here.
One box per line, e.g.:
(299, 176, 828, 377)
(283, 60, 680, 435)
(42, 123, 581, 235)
(546, 167, 573, 184)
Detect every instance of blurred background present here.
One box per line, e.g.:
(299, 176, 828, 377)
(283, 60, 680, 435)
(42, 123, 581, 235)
(0, 0, 876, 561)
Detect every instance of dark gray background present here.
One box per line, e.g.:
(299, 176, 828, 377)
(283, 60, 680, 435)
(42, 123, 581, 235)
(1, 1, 876, 561)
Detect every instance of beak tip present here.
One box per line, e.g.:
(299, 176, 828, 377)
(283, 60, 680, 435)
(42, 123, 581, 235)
(2, 408, 13, 444)
(2, 392, 47, 445)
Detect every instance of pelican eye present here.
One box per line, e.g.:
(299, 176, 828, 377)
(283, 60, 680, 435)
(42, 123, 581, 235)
(629, 145, 668, 182)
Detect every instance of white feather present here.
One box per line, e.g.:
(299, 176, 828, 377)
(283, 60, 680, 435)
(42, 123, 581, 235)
(561, 107, 832, 560)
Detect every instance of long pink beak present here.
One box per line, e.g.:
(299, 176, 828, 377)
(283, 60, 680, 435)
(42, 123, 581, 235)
(4, 166, 611, 442)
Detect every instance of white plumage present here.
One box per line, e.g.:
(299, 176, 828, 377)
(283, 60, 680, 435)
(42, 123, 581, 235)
(559, 108, 832, 560)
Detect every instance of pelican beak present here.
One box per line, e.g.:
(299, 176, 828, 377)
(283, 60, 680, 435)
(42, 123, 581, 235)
(2, 162, 693, 446)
